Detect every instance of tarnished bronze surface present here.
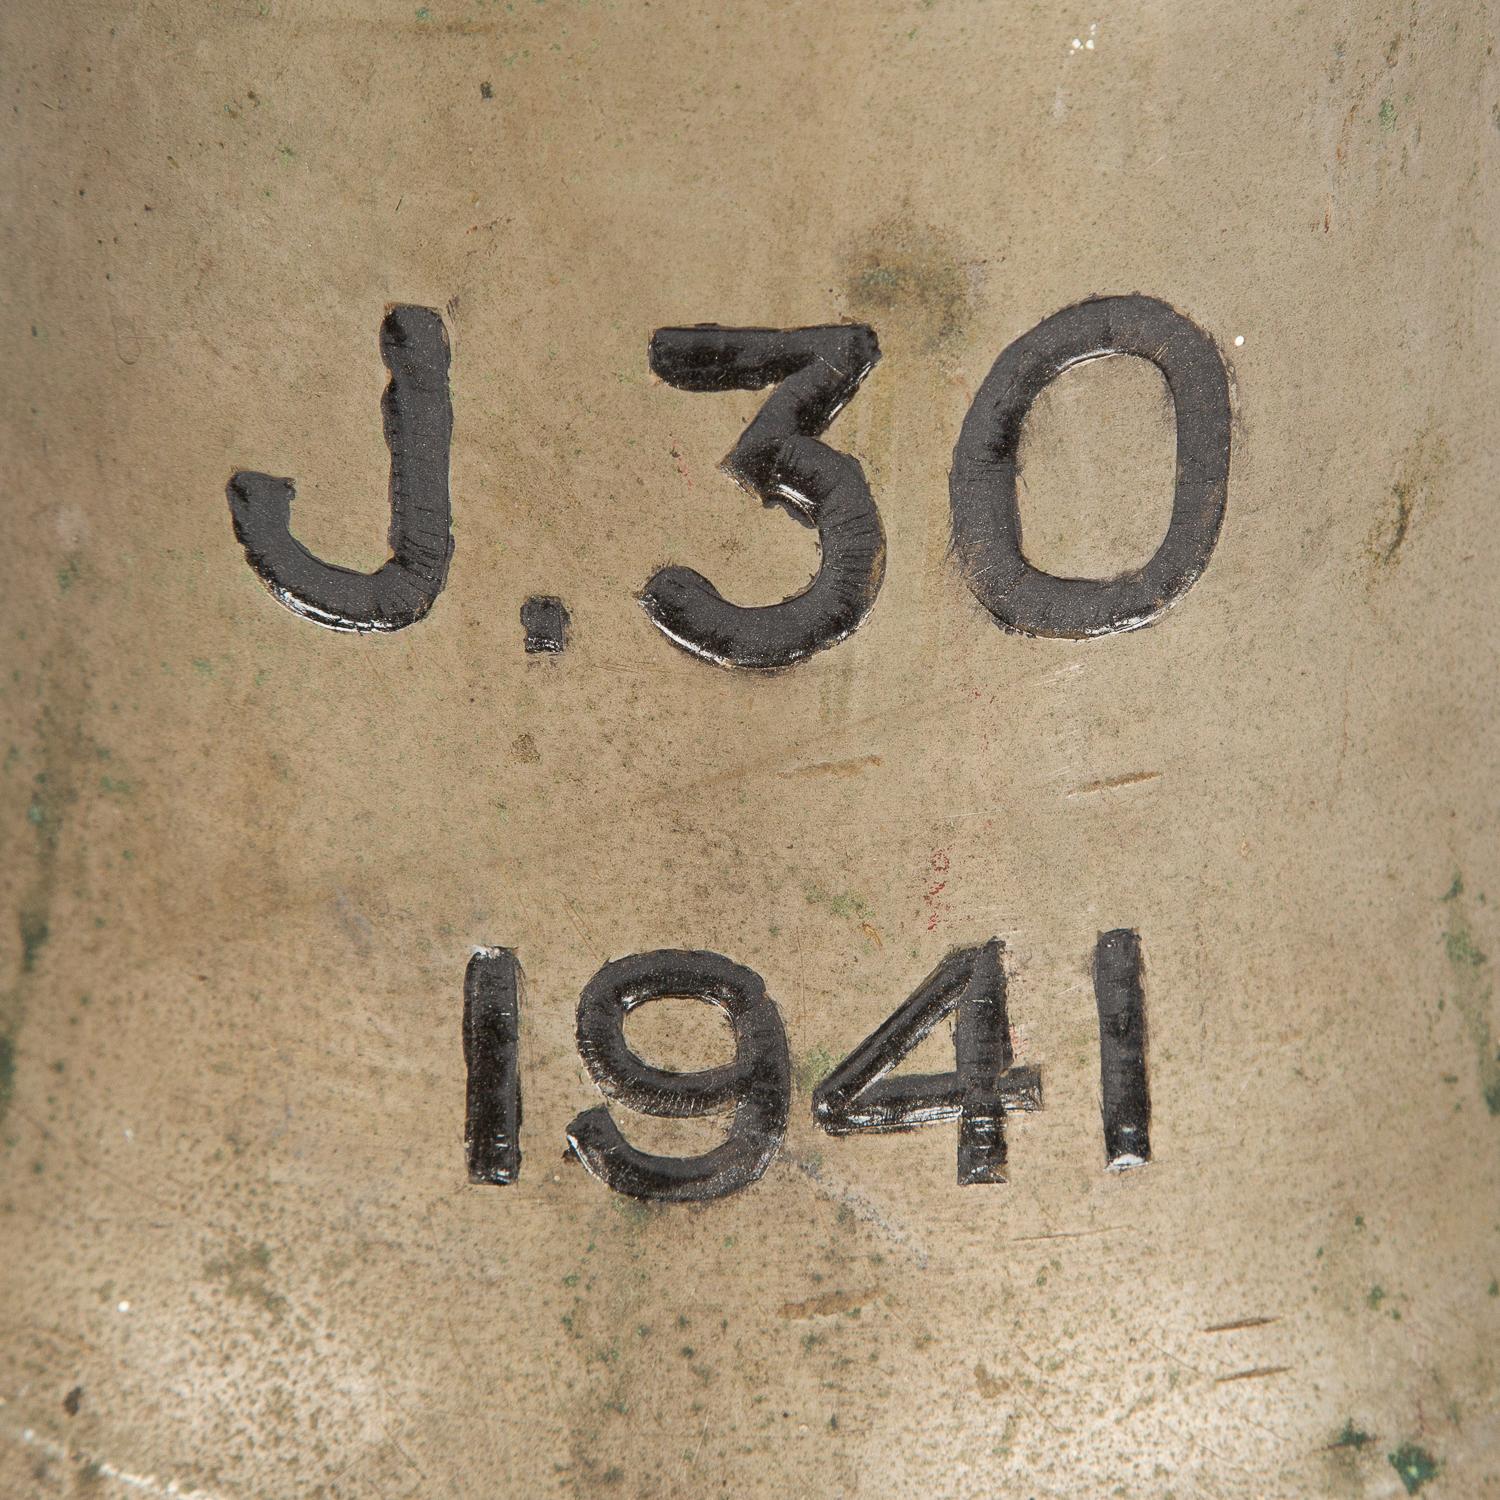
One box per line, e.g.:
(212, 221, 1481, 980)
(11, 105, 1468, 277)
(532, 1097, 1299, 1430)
(2, 2, 1497, 1495)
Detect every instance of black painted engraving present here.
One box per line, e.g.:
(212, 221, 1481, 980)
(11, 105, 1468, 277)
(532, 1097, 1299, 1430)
(949, 295, 1231, 638)
(567, 949, 791, 1202)
(464, 947, 522, 1184)
(520, 595, 570, 654)
(641, 324, 886, 670)
(1093, 929, 1150, 1169)
(227, 304, 455, 632)
(813, 941, 1042, 1185)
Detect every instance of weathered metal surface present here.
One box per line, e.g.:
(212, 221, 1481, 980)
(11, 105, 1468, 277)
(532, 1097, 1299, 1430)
(2, 2, 1497, 1495)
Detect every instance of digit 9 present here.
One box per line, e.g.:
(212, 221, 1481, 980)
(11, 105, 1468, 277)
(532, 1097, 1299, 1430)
(566, 950, 791, 1203)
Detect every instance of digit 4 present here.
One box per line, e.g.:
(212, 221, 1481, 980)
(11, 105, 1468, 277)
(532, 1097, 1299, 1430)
(813, 940, 1041, 1184)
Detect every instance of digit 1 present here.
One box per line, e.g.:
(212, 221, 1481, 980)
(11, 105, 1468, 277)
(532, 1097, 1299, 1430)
(464, 947, 522, 1184)
(1093, 929, 1150, 1169)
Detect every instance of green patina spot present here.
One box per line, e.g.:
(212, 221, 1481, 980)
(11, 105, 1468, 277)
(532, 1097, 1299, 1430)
(1388, 1443, 1438, 1494)
(803, 883, 873, 922)
(1379, 98, 1397, 131)
(204, 1241, 287, 1319)
(5, 655, 85, 1143)
(794, 1047, 835, 1093)
(1333, 1419, 1371, 1450)
(0, 1033, 14, 1132)
(612, 1196, 657, 1228)
(19, 909, 49, 972)
(1445, 928, 1487, 968)
(1442, 877, 1500, 1112)
(1370, 430, 1448, 566)
(1366, 1285, 1387, 1310)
